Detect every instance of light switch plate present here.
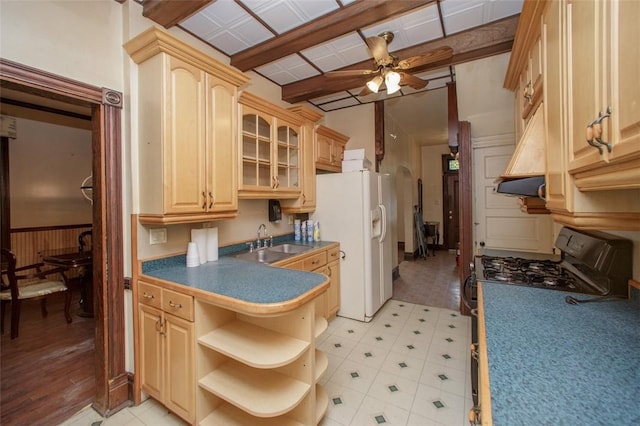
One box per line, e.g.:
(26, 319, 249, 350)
(149, 228, 167, 245)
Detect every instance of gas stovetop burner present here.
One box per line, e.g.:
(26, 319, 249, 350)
(480, 256, 582, 292)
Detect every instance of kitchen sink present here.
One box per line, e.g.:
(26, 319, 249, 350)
(233, 249, 290, 264)
(268, 243, 312, 255)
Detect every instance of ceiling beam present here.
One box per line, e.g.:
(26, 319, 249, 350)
(230, 0, 435, 72)
(142, 0, 213, 28)
(282, 15, 519, 104)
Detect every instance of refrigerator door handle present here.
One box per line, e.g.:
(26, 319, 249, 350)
(379, 204, 387, 243)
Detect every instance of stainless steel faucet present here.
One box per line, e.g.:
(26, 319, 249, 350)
(257, 224, 267, 248)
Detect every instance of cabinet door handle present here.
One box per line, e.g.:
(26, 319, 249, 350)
(142, 292, 154, 299)
(155, 317, 165, 336)
(202, 191, 207, 210)
(312, 260, 320, 265)
(168, 300, 182, 309)
(302, 194, 306, 204)
(209, 192, 214, 209)
(327, 267, 332, 277)
(586, 107, 612, 154)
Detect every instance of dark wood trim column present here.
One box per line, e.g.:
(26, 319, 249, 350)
(374, 100, 384, 171)
(458, 121, 473, 316)
(92, 89, 129, 415)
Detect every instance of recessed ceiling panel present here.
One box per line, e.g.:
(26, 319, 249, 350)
(302, 32, 371, 72)
(362, 4, 443, 49)
(256, 54, 320, 85)
(243, 0, 340, 34)
(181, 0, 273, 55)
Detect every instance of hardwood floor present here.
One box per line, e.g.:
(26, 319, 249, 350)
(0, 291, 95, 426)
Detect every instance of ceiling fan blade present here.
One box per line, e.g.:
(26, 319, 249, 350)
(396, 46, 453, 70)
(366, 35, 392, 64)
(326, 69, 378, 77)
(399, 72, 428, 90)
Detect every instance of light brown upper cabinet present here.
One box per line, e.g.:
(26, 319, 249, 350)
(238, 92, 304, 199)
(281, 106, 323, 213)
(505, 0, 640, 231)
(315, 125, 349, 173)
(125, 27, 249, 224)
(566, 0, 640, 191)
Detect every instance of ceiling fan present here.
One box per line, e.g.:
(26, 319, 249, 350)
(327, 31, 453, 96)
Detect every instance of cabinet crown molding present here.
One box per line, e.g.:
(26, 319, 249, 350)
(124, 26, 249, 87)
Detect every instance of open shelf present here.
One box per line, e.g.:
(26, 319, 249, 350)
(198, 320, 309, 368)
(314, 350, 328, 382)
(199, 360, 311, 417)
(315, 384, 329, 425)
(200, 402, 306, 426)
(314, 315, 328, 339)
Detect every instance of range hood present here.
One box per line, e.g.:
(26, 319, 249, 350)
(497, 104, 546, 197)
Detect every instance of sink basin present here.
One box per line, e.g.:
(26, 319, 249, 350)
(268, 243, 313, 254)
(233, 249, 290, 264)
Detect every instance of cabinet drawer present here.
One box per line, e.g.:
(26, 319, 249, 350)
(162, 289, 194, 321)
(303, 251, 327, 271)
(326, 246, 340, 263)
(139, 281, 162, 309)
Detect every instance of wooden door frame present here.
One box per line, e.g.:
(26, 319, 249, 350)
(441, 154, 460, 250)
(0, 58, 129, 416)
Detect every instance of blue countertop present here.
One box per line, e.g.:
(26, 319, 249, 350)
(481, 281, 640, 425)
(140, 239, 337, 306)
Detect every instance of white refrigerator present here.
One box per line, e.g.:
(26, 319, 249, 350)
(311, 170, 393, 322)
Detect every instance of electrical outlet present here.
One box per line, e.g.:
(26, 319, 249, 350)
(149, 228, 167, 245)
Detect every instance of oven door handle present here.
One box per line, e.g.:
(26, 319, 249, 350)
(462, 268, 476, 310)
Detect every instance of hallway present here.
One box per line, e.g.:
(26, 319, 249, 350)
(393, 251, 461, 311)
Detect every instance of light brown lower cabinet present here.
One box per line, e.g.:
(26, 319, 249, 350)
(138, 282, 195, 424)
(137, 268, 330, 425)
(277, 243, 341, 320)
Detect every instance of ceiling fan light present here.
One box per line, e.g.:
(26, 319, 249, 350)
(367, 75, 383, 93)
(386, 81, 401, 94)
(385, 70, 401, 86)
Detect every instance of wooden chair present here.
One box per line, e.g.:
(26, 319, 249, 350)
(0, 248, 72, 339)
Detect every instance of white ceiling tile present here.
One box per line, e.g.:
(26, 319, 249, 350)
(440, 0, 487, 34)
(256, 55, 319, 85)
(182, 0, 273, 55)
(362, 4, 443, 50)
(440, 0, 522, 35)
(485, 0, 523, 21)
(415, 68, 452, 80)
(242, 0, 340, 34)
(302, 32, 370, 72)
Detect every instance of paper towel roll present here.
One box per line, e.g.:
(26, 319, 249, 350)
(191, 229, 208, 264)
(206, 227, 219, 262)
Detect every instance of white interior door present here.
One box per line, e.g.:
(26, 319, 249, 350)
(473, 137, 554, 254)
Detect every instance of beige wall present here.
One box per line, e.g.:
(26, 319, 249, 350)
(456, 53, 514, 138)
(8, 118, 92, 228)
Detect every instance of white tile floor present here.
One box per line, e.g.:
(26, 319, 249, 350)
(60, 300, 472, 426)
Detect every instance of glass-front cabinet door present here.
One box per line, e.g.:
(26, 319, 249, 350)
(241, 110, 272, 189)
(276, 123, 299, 190)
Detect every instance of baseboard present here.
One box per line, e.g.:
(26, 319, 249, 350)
(392, 266, 399, 281)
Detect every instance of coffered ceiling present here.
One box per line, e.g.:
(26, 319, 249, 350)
(143, 0, 522, 113)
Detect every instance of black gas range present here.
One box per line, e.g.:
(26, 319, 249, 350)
(463, 226, 633, 406)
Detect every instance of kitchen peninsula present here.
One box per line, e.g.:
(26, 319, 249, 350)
(136, 245, 332, 425)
